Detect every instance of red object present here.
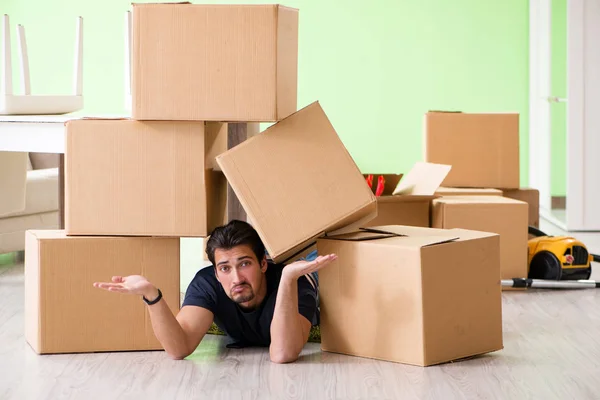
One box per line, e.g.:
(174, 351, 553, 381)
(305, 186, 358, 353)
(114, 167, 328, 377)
(366, 174, 374, 189)
(375, 175, 385, 196)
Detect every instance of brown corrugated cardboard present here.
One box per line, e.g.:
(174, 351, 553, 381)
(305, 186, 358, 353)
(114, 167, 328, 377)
(502, 188, 539, 228)
(431, 196, 528, 284)
(364, 196, 432, 228)
(65, 119, 226, 237)
(435, 187, 503, 196)
(132, 3, 298, 122)
(205, 122, 228, 171)
(24, 230, 179, 354)
(205, 122, 262, 172)
(216, 101, 377, 263)
(363, 162, 450, 228)
(317, 225, 503, 367)
(424, 112, 520, 189)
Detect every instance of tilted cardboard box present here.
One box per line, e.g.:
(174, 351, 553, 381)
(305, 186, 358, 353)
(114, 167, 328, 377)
(24, 230, 180, 354)
(317, 225, 503, 367)
(217, 101, 377, 263)
(132, 3, 298, 122)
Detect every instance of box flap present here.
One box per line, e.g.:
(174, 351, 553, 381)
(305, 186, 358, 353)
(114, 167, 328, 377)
(392, 162, 451, 196)
(325, 231, 396, 241)
(362, 225, 460, 246)
(322, 225, 462, 247)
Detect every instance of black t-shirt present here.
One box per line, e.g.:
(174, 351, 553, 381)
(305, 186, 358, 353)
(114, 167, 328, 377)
(181, 262, 319, 348)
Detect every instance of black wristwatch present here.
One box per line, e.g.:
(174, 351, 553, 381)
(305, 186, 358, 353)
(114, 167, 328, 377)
(143, 288, 162, 305)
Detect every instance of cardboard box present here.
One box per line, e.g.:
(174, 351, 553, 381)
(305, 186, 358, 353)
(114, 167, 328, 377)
(431, 196, 529, 283)
(24, 230, 180, 354)
(317, 225, 503, 367)
(365, 196, 431, 228)
(132, 3, 298, 122)
(435, 187, 503, 196)
(362, 163, 451, 228)
(424, 112, 520, 189)
(65, 119, 227, 237)
(216, 101, 377, 263)
(502, 188, 539, 228)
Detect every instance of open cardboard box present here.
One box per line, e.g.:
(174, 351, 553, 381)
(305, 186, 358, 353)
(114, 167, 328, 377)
(317, 224, 503, 366)
(363, 162, 451, 228)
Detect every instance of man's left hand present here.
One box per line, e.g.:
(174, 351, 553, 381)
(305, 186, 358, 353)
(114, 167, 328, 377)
(282, 254, 338, 281)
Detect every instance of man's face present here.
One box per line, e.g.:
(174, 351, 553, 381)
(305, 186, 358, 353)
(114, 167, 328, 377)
(214, 244, 268, 309)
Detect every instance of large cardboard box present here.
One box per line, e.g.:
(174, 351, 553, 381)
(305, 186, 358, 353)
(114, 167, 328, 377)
(362, 163, 451, 228)
(24, 230, 180, 354)
(132, 3, 298, 122)
(502, 188, 539, 228)
(65, 119, 227, 237)
(317, 225, 503, 367)
(216, 101, 377, 263)
(431, 196, 529, 283)
(424, 112, 520, 189)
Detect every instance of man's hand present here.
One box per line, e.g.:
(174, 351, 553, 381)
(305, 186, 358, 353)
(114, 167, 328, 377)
(93, 275, 214, 359)
(93, 275, 158, 300)
(282, 254, 338, 282)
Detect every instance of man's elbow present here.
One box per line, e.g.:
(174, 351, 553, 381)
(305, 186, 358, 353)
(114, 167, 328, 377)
(165, 347, 193, 360)
(269, 349, 300, 364)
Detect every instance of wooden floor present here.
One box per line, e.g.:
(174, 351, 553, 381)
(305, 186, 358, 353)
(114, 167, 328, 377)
(2, 222, 600, 400)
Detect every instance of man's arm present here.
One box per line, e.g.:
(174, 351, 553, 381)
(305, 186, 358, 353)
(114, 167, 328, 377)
(94, 275, 214, 360)
(269, 275, 312, 363)
(143, 286, 215, 359)
(269, 254, 337, 364)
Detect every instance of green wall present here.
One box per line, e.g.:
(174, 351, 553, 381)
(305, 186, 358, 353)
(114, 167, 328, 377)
(4, 0, 531, 185)
(551, 0, 567, 196)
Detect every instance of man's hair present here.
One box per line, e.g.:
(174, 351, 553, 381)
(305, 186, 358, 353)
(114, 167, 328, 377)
(206, 220, 266, 267)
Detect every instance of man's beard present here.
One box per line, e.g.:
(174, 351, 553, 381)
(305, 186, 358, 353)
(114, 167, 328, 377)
(231, 284, 255, 304)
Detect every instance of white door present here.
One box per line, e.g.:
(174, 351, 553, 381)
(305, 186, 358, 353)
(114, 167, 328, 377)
(529, 0, 600, 231)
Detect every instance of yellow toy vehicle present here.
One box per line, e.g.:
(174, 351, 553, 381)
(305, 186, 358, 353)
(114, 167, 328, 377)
(528, 227, 594, 280)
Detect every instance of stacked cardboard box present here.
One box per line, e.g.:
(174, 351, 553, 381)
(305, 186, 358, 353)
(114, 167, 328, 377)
(24, 3, 298, 354)
(423, 111, 534, 284)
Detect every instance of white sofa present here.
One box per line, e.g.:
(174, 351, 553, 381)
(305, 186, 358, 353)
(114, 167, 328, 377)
(0, 153, 59, 254)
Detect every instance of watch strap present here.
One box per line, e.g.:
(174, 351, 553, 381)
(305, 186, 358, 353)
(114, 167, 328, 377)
(143, 288, 162, 305)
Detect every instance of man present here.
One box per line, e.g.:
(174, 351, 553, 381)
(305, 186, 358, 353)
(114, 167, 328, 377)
(93, 220, 337, 363)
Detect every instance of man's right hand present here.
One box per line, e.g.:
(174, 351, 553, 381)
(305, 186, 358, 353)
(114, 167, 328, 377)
(93, 275, 159, 300)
